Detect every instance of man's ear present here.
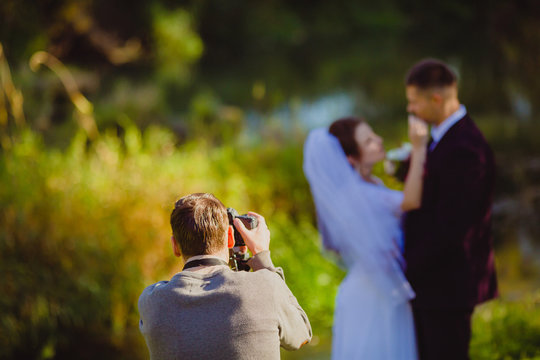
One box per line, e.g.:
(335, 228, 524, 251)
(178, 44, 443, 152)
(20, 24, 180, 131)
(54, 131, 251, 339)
(431, 92, 443, 105)
(227, 225, 234, 249)
(170, 236, 182, 257)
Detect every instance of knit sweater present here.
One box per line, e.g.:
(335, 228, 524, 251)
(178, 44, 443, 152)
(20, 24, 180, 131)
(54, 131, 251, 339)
(138, 251, 312, 360)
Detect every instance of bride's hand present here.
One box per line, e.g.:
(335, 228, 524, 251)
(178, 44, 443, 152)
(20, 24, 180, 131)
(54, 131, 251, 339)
(408, 115, 429, 150)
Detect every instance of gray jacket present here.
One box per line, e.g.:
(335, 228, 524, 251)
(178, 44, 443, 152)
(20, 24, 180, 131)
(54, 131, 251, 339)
(138, 251, 312, 359)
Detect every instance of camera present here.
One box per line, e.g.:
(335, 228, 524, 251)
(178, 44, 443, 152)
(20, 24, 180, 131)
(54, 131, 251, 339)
(227, 208, 259, 246)
(227, 208, 259, 271)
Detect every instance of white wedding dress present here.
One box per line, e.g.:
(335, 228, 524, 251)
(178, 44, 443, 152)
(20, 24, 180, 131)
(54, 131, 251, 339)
(304, 128, 418, 360)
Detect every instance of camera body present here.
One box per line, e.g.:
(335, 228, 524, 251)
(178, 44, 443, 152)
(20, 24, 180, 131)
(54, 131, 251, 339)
(227, 208, 259, 246)
(227, 208, 259, 271)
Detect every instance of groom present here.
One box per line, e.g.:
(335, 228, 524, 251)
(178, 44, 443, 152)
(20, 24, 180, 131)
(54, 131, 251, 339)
(402, 59, 498, 360)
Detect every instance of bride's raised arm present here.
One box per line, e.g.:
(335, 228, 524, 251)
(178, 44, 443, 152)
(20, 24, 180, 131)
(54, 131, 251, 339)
(401, 116, 428, 211)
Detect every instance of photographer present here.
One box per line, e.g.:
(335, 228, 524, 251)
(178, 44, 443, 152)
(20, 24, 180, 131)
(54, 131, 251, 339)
(138, 193, 312, 360)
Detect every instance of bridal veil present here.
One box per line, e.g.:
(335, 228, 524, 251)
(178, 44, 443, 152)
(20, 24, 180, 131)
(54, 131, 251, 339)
(303, 128, 415, 305)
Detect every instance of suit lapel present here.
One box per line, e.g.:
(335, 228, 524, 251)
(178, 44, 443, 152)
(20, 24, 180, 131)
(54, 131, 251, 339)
(428, 114, 471, 158)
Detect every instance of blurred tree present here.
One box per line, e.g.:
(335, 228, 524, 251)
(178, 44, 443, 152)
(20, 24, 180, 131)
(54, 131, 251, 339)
(2, 0, 540, 136)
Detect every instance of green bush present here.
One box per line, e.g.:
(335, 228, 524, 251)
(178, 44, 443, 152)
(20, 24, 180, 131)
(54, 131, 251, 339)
(471, 292, 540, 360)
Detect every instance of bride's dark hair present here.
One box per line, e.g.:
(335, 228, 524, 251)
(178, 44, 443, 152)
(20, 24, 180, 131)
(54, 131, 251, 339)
(329, 117, 364, 159)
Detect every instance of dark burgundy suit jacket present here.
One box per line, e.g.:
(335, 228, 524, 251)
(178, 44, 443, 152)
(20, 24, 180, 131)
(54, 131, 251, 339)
(403, 114, 498, 309)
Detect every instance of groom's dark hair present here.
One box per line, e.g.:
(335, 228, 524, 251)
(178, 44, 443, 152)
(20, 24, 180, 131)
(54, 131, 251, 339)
(329, 117, 365, 159)
(406, 59, 457, 90)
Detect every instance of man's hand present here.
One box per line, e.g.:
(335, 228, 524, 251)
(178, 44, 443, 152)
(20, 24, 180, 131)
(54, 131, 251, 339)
(233, 212, 270, 255)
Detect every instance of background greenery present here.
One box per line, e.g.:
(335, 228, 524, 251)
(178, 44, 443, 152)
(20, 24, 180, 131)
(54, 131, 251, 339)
(1, 0, 539, 359)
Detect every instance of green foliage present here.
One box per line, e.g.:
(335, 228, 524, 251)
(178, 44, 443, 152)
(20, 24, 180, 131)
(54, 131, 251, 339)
(0, 128, 173, 358)
(471, 293, 540, 360)
(152, 5, 204, 82)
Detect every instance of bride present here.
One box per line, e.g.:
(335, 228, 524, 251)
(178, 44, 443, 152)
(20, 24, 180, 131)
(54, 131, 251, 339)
(303, 116, 428, 359)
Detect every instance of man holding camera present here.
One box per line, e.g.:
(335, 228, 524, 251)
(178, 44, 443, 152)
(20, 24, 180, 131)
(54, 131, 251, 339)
(138, 193, 312, 360)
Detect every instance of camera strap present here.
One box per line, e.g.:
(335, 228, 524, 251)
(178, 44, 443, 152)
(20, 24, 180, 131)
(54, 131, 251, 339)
(182, 258, 229, 270)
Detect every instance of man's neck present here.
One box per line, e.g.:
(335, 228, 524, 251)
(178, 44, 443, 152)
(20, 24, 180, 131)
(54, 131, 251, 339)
(436, 99, 460, 126)
(183, 252, 229, 266)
